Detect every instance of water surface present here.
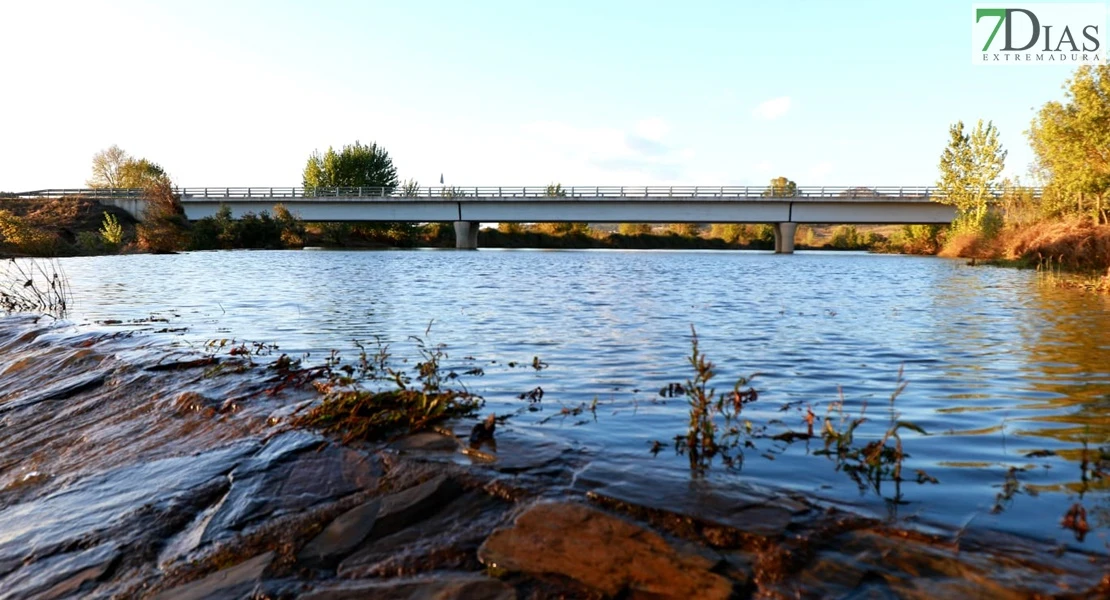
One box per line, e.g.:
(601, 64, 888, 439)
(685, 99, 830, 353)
(46, 249, 1110, 552)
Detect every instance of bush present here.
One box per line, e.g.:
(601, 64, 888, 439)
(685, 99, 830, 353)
(136, 182, 190, 253)
(76, 231, 104, 254)
(99, 213, 124, 247)
(618, 223, 652, 236)
(0, 210, 61, 256)
(274, 203, 305, 247)
(668, 223, 701, 237)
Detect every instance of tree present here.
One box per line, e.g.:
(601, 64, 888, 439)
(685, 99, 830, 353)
(302, 140, 398, 191)
(762, 176, 797, 198)
(1028, 65, 1110, 224)
(117, 158, 169, 188)
(537, 183, 587, 234)
(136, 181, 189, 253)
(88, 145, 171, 189)
(936, 119, 1006, 231)
(87, 145, 130, 188)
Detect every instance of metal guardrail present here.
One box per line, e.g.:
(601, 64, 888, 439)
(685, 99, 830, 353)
(12, 186, 1045, 200)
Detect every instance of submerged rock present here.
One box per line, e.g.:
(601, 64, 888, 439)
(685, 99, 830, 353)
(301, 473, 460, 568)
(478, 501, 734, 599)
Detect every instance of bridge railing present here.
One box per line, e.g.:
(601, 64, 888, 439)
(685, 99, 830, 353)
(12, 186, 1044, 200)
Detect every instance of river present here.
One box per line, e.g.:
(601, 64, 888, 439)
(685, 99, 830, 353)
(22, 248, 1110, 554)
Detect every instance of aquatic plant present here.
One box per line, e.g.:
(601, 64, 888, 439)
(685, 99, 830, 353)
(667, 326, 758, 474)
(0, 258, 69, 317)
(291, 326, 483, 442)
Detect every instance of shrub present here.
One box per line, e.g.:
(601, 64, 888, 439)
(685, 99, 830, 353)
(668, 223, 701, 237)
(0, 210, 61, 256)
(136, 182, 189, 253)
(273, 203, 305, 247)
(618, 223, 652, 236)
(99, 213, 124, 247)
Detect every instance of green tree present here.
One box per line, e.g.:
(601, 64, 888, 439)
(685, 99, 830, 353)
(936, 119, 1007, 231)
(762, 176, 797, 197)
(302, 140, 399, 192)
(117, 158, 169, 188)
(1028, 65, 1110, 224)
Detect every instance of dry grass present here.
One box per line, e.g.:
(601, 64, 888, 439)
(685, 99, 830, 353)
(938, 231, 996, 260)
(939, 218, 1110, 273)
(1002, 218, 1110, 271)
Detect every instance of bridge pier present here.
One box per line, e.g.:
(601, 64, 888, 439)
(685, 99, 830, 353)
(773, 223, 797, 254)
(453, 221, 480, 249)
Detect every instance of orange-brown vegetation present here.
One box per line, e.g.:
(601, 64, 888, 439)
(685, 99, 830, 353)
(940, 218, 1110, 274)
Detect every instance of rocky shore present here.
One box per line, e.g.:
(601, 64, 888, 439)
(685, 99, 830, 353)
(0, 315, 1107, 599)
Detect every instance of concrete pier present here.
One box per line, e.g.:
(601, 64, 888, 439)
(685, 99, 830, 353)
(773, 222, 798, 254)
(453, 221, 479, 249)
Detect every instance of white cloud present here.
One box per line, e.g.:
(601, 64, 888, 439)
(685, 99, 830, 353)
(753, 96, 792, 120)
(634, 117, 670, 141)
(756, 160, 774, 173)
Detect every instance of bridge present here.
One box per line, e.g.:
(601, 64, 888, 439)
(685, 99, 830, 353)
(13, 185, 1009, 253)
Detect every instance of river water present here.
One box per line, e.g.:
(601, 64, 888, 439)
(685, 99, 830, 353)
(28, 249, 1110, 553)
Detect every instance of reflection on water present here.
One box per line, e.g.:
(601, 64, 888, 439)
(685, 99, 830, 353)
(30, 249, 1110, 552)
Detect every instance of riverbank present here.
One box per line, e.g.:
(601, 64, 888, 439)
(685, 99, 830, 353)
(1, 197, 899, 257)
(933, 218, 1110, 292)
(0, 314, 1106, 598)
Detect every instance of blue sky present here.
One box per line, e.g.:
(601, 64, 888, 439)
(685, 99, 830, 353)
(0, 0, 1096, 190)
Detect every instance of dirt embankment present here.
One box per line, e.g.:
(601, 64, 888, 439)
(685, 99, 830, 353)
(0, 197, 137, 252)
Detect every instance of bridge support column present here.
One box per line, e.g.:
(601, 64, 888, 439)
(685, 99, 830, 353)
(453, 221, 480, 249)
(773, 223, 797, 254)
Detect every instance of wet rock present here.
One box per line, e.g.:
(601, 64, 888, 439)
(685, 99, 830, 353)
(0, 542, 119, 599)
(201, 431, 380, 544)
(152, 551, 273, 600)
(338, 490, 509, 578)
(299, 572, 515, 600)
(478, 502, 734, 599)
(0, 371, 105, 415)
(574, 463, 797, 538)
(781, 528, 1107, 599)
(298, 499, 382, 567)
(0, 441, 257, 581)
(302, 474, 461, 568)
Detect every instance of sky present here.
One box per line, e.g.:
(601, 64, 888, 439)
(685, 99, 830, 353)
(0, 0, 1098, 191)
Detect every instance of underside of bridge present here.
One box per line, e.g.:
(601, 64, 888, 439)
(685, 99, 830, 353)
(454, 220, 802, 252)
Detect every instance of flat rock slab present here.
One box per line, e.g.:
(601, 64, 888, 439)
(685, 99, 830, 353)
(202, 432, 380, 544)
(301, 474, 460, 568)
(478, 501, 734, 599)
(299, 572, 515, 600)
(0, 441, 258, 580)
(0, 542, 119, 599)
(338, 490, 509, 578)
(153, 551, 273, 600)
(573, 462, 798, 537)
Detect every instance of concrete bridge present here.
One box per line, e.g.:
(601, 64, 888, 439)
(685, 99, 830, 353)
(15, 185, 1001, 253)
